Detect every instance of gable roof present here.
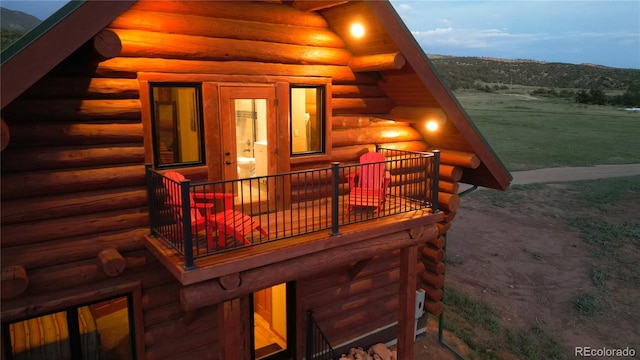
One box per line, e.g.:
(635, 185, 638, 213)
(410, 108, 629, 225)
(320, 1, 511, 190)
(0, 0, 511, 190)
(1, 0, 136, 108)
(370, 2, 511, 190)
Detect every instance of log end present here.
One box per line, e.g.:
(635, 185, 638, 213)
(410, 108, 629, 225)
(421, 271, 445, 289)
(93, 29, 122, 61)
(428, 235, 446, 249)
(218, 273, 241, 292)
(438, 192, 461, 213)
(422, 285, 444, 302)
(421, 245, 445, 263)
(98, 249, 126, 277)
(1, 265, 29, 299)
(393, 53, 406, 69)
(408, 225, 428, 239)
(424, 300, 443, 316)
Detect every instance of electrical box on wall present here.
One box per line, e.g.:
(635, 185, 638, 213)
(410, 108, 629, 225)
(415, 289, 425, 318)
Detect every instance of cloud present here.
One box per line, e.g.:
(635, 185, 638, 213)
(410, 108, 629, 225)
(391, 0, 639, 68)
(411, 27, 546, 50)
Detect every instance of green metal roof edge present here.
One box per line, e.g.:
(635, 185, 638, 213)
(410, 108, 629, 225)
(1, 0, 86, 66)
(383, 1, 513, 182)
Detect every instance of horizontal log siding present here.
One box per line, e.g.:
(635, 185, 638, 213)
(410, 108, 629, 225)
(0, 13, 185, 356)
(21, 77, 140, 99)
(110, 9, 345, 48)
(114, 29, 352, 66)
(298, 247, 425, 347)
(145, 306, 220, 360)
(130, 0, 330, 28)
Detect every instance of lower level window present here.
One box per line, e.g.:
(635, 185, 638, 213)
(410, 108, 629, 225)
(3, 295, 135, 360)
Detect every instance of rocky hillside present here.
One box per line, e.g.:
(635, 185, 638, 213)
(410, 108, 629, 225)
(428, 55, 640, 91)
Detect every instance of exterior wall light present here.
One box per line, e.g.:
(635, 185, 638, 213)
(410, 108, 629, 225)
(390, 106, 447, 133)
(424, 110, 447, 132)
(350, 22, 365, 38)
(426, 120, 440, 132)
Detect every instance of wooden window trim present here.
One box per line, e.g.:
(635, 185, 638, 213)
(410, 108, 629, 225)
(289, 78, 332, 166)
(147, 83, 205, 169)
(139, 74, 333, 168)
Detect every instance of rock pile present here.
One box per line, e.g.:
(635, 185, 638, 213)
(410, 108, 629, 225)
(338, 343, 397, 360)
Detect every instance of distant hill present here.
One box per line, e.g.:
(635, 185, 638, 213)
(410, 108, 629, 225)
(1, 7, 42, 50)
(428, 55, 640, 91)
(1, 7, 41, 31)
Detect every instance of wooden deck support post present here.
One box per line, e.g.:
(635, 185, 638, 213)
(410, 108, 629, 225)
(219, 298, 243, 359)
(397, 245, 417, 360)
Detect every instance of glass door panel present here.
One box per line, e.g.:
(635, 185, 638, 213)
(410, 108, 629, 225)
(219, 86, 276, 213)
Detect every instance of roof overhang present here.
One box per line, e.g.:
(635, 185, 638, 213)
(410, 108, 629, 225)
(1, 0, 136, 109)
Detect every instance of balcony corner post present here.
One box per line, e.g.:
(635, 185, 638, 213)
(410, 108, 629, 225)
(330, 162, 341, 236)
(432, 150, 441, 213)
(180, 178, 196, 270)
(144, 164, 154, 233)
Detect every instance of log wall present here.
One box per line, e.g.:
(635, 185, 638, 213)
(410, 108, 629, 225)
(1, 1, 479, 358)
(297, 238, 428, 350)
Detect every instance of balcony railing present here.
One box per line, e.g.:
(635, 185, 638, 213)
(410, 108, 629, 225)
(305, 310, 336, 360)
(145, 148, 440, 269)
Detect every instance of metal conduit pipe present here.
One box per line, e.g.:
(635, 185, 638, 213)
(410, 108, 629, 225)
(438, 185, 478, 360)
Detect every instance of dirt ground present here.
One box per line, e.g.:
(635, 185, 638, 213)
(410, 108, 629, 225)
(411, 165, 640, 359)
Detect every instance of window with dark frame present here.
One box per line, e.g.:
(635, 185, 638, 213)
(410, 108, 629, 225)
(150, 84, 204, 168)
(2, 294, 136, 360)
(290, 85, 325, 156)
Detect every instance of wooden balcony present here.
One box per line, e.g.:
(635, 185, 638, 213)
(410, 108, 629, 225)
(144, 149, 443, 289)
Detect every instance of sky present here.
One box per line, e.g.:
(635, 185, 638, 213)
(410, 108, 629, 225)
(2, 0, 639, 69)
(390, 0, 639, 69)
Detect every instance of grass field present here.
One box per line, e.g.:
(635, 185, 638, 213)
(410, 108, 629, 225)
(445, 176, 640, 359)
(433, 90, 640, 359)
(452, 90, 640, 171)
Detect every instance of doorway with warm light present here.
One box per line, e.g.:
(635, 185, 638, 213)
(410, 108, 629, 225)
(252, 282, 295, 360)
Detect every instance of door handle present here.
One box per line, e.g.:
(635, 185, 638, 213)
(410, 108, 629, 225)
(226, 160, 233, 165)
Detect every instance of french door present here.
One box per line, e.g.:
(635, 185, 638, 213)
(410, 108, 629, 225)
(212, 85, 279, 212)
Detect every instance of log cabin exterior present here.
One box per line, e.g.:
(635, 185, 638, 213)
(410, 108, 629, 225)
(0, 1, 511, 359)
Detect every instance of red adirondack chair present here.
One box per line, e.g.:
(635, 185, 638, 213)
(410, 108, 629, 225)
(163, 171, 268, 249)
(346, 152, 391, 215)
